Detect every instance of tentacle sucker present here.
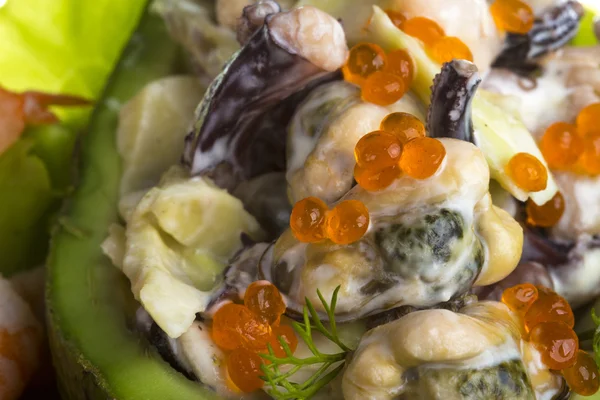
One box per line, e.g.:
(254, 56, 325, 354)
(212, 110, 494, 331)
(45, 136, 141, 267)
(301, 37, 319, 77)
(492, 1, 585, 74)
(427, 59, 482, 143)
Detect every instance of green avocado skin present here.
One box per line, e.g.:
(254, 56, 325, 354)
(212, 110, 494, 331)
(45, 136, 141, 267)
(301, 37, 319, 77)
(47, 8, 217, 400)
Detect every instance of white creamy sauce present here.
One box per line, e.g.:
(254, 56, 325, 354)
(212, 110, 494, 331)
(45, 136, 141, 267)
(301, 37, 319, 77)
(553, 171, 600, 240)
(551, 238, 600, 307)
(191, 136, 229, 174)
(482, 65, 572, 138)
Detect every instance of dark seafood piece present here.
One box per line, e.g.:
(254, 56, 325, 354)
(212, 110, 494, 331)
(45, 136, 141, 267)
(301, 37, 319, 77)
(427, 60, 481, 143)
(521, 226, 573, 266)
(237, 1, 281, 45)
(205, 242, 269, 312)
(404, 360, 535, 399)
(182, 6, 348, 188)
(365, 294, 477, 330)
(492, 1, 585, 75)
(148, 322, 196, 381)
(233, 172, 291, 239)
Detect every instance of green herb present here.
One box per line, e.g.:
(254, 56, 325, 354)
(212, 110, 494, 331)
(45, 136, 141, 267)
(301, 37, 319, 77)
(260, 286, 353, 400)
(591, 309, 600, 368)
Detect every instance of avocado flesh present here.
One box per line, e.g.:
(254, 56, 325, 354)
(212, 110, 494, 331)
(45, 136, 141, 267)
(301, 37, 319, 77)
(47, 9, 217, 400)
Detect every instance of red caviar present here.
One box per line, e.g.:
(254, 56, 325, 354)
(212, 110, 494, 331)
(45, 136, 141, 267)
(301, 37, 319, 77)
(501, 283, 538, 314)
(580, 133, 600, 175)
(290, 197, 329, 243)
(326, 200, 370, 245)
(505, 153, 548, 192)
(399, 137, 446, 179)
(354, 131, 402, 170)
(361, 71, 407, 106)
(354, 164, 400, 191)
(430, 36, 474, 64)
(380, 112, 426, 144)
(212, 304, 272, 351)
(490, 0, 535, 34)
(529, 321, 579, 370)
(576, 103, 600, 137)
(343, 43, 387, 86)
(244, 281, 286, 325)
(385, 9, 407, 29)
(227, 347, 265, 392)
(401, 17, 445, 47)
(540, 122, 584, 170)
(524, 286, 574, 332)
(385, 49, 415, 87)
(526, 192, 565, 228)
(562, 350, 600, 396)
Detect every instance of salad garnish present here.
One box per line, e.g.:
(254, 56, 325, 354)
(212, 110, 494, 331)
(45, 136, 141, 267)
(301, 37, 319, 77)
(260, 287, 353, 400)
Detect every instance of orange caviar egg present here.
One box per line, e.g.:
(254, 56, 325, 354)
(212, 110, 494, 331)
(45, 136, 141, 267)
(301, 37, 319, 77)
(540, 122, 584, 169)
(354, 131, 402, 170)
(385, 9, 407, 29)
(562, 350, 600, 396)
(343, 43, 387, 86)
(326, 200, 370, 244)
(227, 347, 265, 393)
(212, 304, 272, 351)
(524, 286, 574, 331)
(354, 164, 400, 191)
(290, 197, 329, 243)
(580, 133, 600, 175)
(385, 49, 414, 87)
(266, 325, 298, 358)
(399, 137, 446, 179)
(526, 192, 565, 227)
(430, 36, 474, 64)
(361, 71, 407, 106)
(505, 153, 548, 192)
(529, 321, 578, 370)
(576, 103, 600, 137)
(380, 112, 425, 144)
(490, 0, 535, 34)
(244, 281, 286, 325)
(501, 283, 538, 314)
(401, 17, 445, 47)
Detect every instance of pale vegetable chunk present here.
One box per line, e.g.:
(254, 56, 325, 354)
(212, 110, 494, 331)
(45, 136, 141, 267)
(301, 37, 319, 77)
(342, 302, 561, 400)
(114, 175, 263, 338)
(117, 76, 205, 195)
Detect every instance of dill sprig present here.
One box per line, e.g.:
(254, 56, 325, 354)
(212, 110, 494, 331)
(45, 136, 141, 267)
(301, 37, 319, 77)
(260, 286, 353, 400)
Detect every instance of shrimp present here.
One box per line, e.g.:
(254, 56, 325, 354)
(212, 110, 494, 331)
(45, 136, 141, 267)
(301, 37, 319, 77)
(0, 275, 43, 400)
(0, 86, 90, 154)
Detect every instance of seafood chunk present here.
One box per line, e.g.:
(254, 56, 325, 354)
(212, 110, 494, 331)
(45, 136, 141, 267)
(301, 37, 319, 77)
(183, 6, 348, 188)
(0, 276, 43, 400)
(261, 139, 522, 320)
(342, 301, 562, 400)
(287, 80, 424, 204)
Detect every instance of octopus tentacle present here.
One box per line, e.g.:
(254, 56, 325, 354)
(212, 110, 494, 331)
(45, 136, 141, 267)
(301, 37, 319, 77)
(427, 59, 481, 143)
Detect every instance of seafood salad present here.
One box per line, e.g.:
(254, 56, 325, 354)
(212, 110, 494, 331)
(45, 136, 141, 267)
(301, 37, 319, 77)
(26, 0, 600, 399)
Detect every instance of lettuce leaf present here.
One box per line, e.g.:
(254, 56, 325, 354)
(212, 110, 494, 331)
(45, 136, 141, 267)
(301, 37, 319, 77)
(0, 0, 147, 128)
(571, 3, 599, 47)
(0, 139, 54, 275)
(0, 0, 148, 274)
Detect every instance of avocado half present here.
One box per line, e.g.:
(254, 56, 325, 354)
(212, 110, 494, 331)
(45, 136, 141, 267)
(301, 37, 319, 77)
(47, 9, 217, 400)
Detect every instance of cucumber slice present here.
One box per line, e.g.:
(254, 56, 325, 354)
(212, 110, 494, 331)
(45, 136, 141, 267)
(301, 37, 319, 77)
(366, 6, 559, 206)
(47, 9, 216, 400)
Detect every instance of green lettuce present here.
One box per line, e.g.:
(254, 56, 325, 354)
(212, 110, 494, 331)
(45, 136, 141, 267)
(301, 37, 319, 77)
(0, 0, 147, 128)
(0, 139, 53, 275)
(0, 0, 148, 274)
